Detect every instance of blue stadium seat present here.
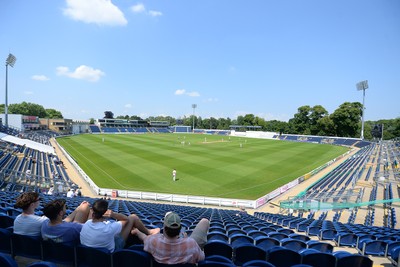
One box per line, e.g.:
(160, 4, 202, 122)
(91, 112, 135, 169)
(11, 233, 43, 260)
(0, 228, 12, 254)
(204, 240, 233, 260)
(333, 251, 373, 267)
(266, 246, 301, 267)
(76, 244, 112, 267)
(242, 260, 276, 267)
(0, 252, 17, 267)
(112, 249, 152, 267)
(280, 238, 307, 252)
(42, 239, 76, 266)
(300, 248, 336, 267)
(255, 237, 280, 252)
(26, 262, 58, 267)
(233, 244, 266, 266)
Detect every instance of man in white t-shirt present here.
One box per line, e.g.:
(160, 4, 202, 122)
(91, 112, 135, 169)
(80, 199, 159, 252)
(67, 189, 74, 198)
(13, 192, 48, 237)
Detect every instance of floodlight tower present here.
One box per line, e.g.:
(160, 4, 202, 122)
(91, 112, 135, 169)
(356, 80, 368, 140)
(192, 104, 197, 133)
(5, 53, 17, 128)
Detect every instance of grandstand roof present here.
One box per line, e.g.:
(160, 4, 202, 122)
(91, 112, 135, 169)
(1, 134, 55, 154)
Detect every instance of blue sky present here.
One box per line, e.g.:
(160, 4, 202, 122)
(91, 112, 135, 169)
(0, 0, 399, 122)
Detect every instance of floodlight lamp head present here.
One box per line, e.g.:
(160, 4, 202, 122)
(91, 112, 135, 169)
(6, 53, 16, 67)
(356, 80, 368, 91)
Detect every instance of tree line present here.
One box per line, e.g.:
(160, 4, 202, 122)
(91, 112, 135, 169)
(0, 102, 63, 119)
(116, 101, 400, 140)
(1, 101, 398, 140)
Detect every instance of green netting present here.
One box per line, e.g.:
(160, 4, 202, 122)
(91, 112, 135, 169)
(280, 198, 400, 210)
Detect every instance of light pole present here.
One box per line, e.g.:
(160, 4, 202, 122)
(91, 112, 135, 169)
(5, 53, 17, 128)
(356, 80, 368, 140)
(192, 104, 197, 133)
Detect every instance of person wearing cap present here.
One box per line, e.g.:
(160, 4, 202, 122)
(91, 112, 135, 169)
(80, 198, 160, 252)
(13, 192, 48, 237)
(41, 198, 91, 245)
(131, 211, 210, 265)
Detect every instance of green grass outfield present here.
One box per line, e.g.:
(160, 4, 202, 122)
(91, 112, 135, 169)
(57, 134, 348, 200)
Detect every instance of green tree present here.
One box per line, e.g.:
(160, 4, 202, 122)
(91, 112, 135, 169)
(243, 114, 256, 125)
(309, 105, 328, 135)
(217, 117, 231, 129)
(289, 105, 312, 135)
(8, 102, 47, 117)
(45, 109, 63, 119)
(236, 115, 245, 125)
(316, 116, 335, 136)
(129, 115, 142, 120)
(330, 102, 362, 137)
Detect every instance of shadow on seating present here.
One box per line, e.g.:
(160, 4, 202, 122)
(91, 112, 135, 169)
(112, 249, 152, 267)
(11, 233, 43, 260)
(42, 239, 76, 266)
(0, 252, 17, 267)
(204, 240, 233, 260)
(76, 244, 112, 267)
(266, 246, 301, 267)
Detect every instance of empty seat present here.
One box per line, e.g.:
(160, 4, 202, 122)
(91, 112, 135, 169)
(300, 249, 336, 267)
(76, 244, 113, 267)
(333, 251, 373, 267)
(306, 240, 333, 253)
(242, 259, 276, 267)
(112, 249, 152, 267)
(0, 228, 12, 254)
(280, 238, 307, 252)
(233, 244, 266, 266)
(0, 252, 17, 267)
(204, 240, 233, 260)
(255, 237, 280, 252)
(42, 239, 76, 266)
(266, 246, 301, 267)
(11, 233, 43, 260)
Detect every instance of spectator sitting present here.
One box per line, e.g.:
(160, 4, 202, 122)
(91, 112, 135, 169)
(132, 211, 209, 265)
(76, 189, 82, 197)
(67, 189, 74, 198)
(41, 199, 91, 245)
(47, 186, 54, 195)
(26, 169, 32, 180)
(13, 192, 48, 237)
(80, 198, 160, 252)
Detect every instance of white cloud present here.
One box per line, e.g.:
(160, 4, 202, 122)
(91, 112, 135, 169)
(125, 104, 132, 108)
(56, 65, 105, 82)
(130, 3, 162, 17)
(24, 91, 34, 95)
(175, 89, 186, 95)
(149, 10, 162, 17)
(131, 3, 145, 13)
(175, 89, 200, 97)
(205, 98, 218, 102)
(63, 0, 127, 26)
(31, 75, 50, 81)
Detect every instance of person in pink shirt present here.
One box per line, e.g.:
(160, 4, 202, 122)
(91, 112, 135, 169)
(132, 211, 209, 265)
